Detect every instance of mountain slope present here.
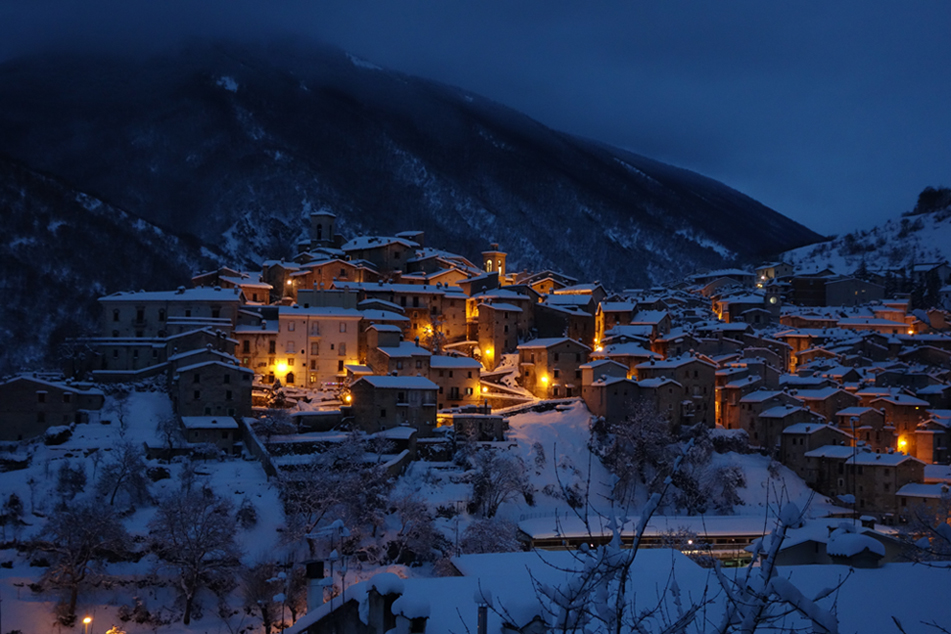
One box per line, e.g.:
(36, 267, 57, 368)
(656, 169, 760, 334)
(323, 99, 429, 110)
(781, 193, 951, 275)
(0, 40, 821, 291)
(0, 155, 219, 373)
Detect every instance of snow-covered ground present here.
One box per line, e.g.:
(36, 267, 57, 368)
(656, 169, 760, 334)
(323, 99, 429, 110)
(782, 206, 951, 274)
(0, 389, 877, 633)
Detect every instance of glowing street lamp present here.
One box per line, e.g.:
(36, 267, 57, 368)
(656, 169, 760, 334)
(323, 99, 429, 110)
(83, 616, 92, 634)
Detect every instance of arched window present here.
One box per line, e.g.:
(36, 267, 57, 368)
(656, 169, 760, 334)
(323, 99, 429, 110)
(286, 372, 295, 384)
(316, 224, 323, 240)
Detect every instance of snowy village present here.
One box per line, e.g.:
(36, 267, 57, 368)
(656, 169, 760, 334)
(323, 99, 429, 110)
(2, 208, 951, 634)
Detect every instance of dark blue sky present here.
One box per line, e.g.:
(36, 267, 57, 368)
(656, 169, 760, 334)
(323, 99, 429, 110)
(2, 1, 949, 235)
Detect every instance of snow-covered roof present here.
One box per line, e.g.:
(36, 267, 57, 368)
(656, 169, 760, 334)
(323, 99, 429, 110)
(180, 416, 239, 430)
(760, 405, 811, 419)
(99, 287, 244, 302)
(636, 354, 713, 369)
(481, 302, 523, 312)
(429, 355, 481, 368)
(334, 281, 456, 295)
(354, 376, 438, 390)
(279, 306, 363, 318)
(740, 390, 788, 404)
(518, 337, 591, 351)
(836, 407, 878, 417)
(360, 310, 410, 322)
(869, 394, 930, 407)
(792, 387, 850, 401)
(631, 310, 669, 324)
(783, 423, 848, 436)
(846, 452, 923, 467)
(0, 375, 104, 395)
(896, 482, 951, 498)
(378, 342, 432, 358)
(340, 235, 419, 251)
(367, 324, 403, 332)
(804, 445, 856, 459)
(603, 342, 660, 358)
(174, 360, 254, 374)
(599, 301, 636, 312)
(544, 294, 592, 306)
(167, 348, 239, 363)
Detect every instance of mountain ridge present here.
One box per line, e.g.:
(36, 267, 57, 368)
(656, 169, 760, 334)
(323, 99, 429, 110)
(0, 39, 824, 371)
(0, 40, 820, 278)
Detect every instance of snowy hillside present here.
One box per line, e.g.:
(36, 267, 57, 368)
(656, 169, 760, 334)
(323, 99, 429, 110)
(781, 193, 951, 275)
(0, 389, 838, 633)
(0, 39, 820, 293)
(0, 156, 221, 373)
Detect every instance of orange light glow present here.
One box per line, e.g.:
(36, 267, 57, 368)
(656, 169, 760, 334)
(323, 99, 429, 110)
(276, 362, 288, 374)
(344, 394, 352, 403)
(540, 375, 549, 384)
(898, 437, 908, 452)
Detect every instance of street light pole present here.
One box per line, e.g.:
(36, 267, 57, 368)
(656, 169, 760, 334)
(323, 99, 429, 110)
(83, 615, 92, 634)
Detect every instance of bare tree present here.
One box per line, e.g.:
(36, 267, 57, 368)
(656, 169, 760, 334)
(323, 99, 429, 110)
(459, 517, 521, 554)
(96, 440, 150, 508)
(470, 448, 532, 517)
(55, 460, 87, 507)
(157, 417, 183, 463)
(897, 494, 951, 562)
(278, 435, 392, 555)
(241, 561, 282, 634)
(0, 492, 24, 541)
(149, 485, 243, 624)
(387, 494, 445, 564)
(590, 400, 677, 506)
(31, 500, 131, 625)
(253, 410, 296, 446)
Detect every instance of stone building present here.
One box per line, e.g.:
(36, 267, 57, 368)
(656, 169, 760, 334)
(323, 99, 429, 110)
(349, 375, 438, 436)
(0, 376, 104, 441)
(517, 338, 591, 399)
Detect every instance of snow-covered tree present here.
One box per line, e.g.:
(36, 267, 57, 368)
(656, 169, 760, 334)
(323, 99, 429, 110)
(278, 434, 392, 555)
(32, 500, 131, 625)
(241, 561, 282, 634)
(149, 485, 243, 624)
(460, 517, 521, 554)
(157, 416, 183, 463)
(55, 460, 87, 506)
(470, 448, 532, 518)
(0, 492, 24, 541)
(713, 501, 840, 633)
(96, 440, 150, 508)
(898, 494, 951, 562)
(253, 410, 296, 445)
(523, 445, 838, 634)
(591, 400, 677, 506)
(386, 494, 445, 564)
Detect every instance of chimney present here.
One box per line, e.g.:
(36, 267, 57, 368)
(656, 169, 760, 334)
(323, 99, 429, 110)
(304, 560, 325, 610)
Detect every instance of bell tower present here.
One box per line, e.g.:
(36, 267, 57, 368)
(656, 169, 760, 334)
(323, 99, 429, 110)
(309, 211, 336, 249)
(481, 243, 507, 284)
